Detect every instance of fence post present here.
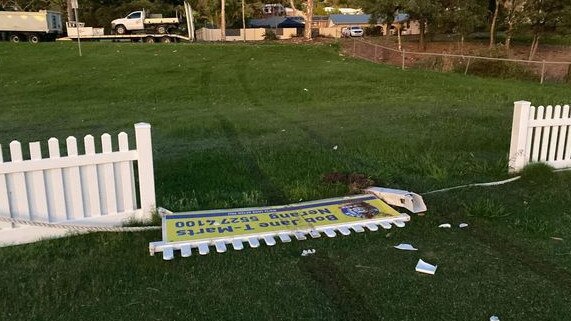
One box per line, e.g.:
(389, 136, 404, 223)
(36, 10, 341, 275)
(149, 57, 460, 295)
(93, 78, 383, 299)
(464, 57, 471, 75)
(508, 101, 531, 173)
(135, 123, 156, 219)
(401, 49, 405, 70)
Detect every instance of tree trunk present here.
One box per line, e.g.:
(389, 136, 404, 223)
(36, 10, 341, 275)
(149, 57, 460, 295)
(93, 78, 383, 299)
(241, 0, 246, 42)
(528, 34, 540, 61)
(221, 0, 226, 41)
(397, 24, 402, 51)
(489, 0, 500, 48)
(419, 19, 426, 51)
(304, 0, 313, 40)
(66, 0, 74, 22)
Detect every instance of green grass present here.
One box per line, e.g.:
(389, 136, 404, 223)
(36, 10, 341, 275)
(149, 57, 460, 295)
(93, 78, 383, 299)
(0, 42, 570, 321)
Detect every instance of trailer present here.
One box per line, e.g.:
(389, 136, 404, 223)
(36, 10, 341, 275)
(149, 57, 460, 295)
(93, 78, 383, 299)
(62, 22, 189, 43)
(0, 10, 63, 43)
(61, 1, 194, 44)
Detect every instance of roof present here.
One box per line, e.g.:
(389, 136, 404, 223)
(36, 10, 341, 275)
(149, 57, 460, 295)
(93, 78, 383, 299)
(248, 16, 305, 28)
(329, 14, 371, 25)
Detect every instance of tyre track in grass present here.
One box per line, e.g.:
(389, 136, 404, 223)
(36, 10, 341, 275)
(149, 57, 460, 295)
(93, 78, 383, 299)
(231, 62, 377, 174)
(298, 255, 380, 321)
(468, 224, 571, 292)
(216, 115, 288, 205)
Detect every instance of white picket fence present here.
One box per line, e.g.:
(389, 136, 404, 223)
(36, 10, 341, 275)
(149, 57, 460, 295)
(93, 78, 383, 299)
(509, 101, 571, 172)
(0, 123, 156, 234)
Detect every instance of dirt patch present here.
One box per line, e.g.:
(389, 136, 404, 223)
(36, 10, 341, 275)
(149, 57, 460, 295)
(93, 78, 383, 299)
(323, 172, 375, 193)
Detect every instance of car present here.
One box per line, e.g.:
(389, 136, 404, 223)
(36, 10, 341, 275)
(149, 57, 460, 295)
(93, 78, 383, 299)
(342, 26, 364, 37)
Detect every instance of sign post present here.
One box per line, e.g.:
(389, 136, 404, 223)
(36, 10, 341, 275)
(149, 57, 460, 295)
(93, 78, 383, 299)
(71, 0, 81, 57)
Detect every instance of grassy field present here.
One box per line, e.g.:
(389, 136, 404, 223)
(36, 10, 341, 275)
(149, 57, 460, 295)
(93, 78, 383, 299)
(0, 42, 570, 321)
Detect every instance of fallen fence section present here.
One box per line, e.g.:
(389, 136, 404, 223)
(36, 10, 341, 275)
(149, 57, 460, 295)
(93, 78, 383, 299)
(150, 194, 411, 260)
(0, 123, 156, 246)
(509, 101, 571, 173)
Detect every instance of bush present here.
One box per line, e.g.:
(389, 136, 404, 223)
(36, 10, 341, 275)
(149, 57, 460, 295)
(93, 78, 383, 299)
(263, 30, 278, 41)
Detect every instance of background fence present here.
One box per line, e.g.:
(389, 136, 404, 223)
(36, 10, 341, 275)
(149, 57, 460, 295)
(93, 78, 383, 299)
(0, 123, 155, 231)
(509, 101, 571, 172)
(350, 39, 571, 84)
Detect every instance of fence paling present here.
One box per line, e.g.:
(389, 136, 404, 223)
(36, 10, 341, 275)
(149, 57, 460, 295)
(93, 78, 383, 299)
(0, 123, 156, 228)
(509, 101, 571, 172)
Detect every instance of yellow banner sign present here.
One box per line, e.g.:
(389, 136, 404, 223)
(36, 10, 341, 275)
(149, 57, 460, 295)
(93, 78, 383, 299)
(163, 194, 401, 243)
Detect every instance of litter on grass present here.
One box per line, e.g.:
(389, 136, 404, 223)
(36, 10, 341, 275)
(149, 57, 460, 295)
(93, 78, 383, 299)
(438, 223, 451, 228)
(489, 316, 500, 321)
(459, 223, 469, 228)
(394, 243, 418, 251)
(415, 259, 437, 275)
(301, 249, 316, 256)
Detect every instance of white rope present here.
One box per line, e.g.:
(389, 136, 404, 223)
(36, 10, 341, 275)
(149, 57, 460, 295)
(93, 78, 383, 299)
(423, 167, 571, 195)
(0, 216, 160, 232)
(423, 176, 521, 195)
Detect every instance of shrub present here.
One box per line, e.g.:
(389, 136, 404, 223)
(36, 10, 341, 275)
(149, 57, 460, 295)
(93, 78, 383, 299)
(263, 30, 278, 41)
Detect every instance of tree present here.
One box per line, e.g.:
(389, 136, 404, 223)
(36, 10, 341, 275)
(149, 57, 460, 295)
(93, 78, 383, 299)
(503, 0, 525, 51)
(489, 0, 503, 48)
(523, 0, 567, 60)
(403, 0, 441, 50)
(289, 0, 313, 40)
(437, 0, 486, 52)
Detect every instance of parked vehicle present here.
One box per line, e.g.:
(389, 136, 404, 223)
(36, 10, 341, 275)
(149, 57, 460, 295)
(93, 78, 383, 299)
(111, 9, 181, 35)
(0, 10, 63, 43)
(63, 1, 195, 44)
(342, 26, 364, 37)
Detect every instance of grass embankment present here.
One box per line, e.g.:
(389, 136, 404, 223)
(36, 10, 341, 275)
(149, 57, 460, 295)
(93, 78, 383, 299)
(0, 42, 570, 321)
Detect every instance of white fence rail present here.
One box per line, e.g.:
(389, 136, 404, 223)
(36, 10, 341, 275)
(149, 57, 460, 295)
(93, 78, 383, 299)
(0, 123, 155, 228)
(509, 101, 571, 172)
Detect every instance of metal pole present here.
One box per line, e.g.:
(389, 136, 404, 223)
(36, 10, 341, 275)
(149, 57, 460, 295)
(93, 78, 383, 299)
(540, 60, 546, 84)
(74, 7, 82, 57)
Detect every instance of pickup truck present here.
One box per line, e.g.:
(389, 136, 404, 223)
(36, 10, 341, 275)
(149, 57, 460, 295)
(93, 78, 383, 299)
(111, 10, 181, 35)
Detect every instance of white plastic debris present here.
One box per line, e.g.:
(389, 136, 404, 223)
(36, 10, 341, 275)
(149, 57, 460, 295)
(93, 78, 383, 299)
(459, 223, 469, 228)
(303, 88, 308, 91)
(333, 145, 338, 150)
(365, 187, 427, 213)
(415, 259, 437, 275)
(490, 316, 500, 321)
(394, 243, 418, 251)
(301, 249, 316, 256)
(438, 223, 451, 228)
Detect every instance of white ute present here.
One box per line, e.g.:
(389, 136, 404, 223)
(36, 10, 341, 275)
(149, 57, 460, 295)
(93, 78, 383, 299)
(111, 10, 181, 35)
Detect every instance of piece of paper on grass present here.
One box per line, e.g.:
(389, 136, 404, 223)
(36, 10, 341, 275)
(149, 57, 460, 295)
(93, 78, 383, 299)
(459, 223, 469, 228)
(438, 223, 451, 228)
(394, 243, 418, 251)
(416, 259, 437, 275)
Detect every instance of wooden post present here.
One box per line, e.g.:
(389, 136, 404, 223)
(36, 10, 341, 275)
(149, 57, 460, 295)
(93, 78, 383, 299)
(401, 49, 405, 70)
(464, 57, 471, 75)
(135, 123, 156, 219)
(540, 60, 546, 84)
(509, 101, 531, 173)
